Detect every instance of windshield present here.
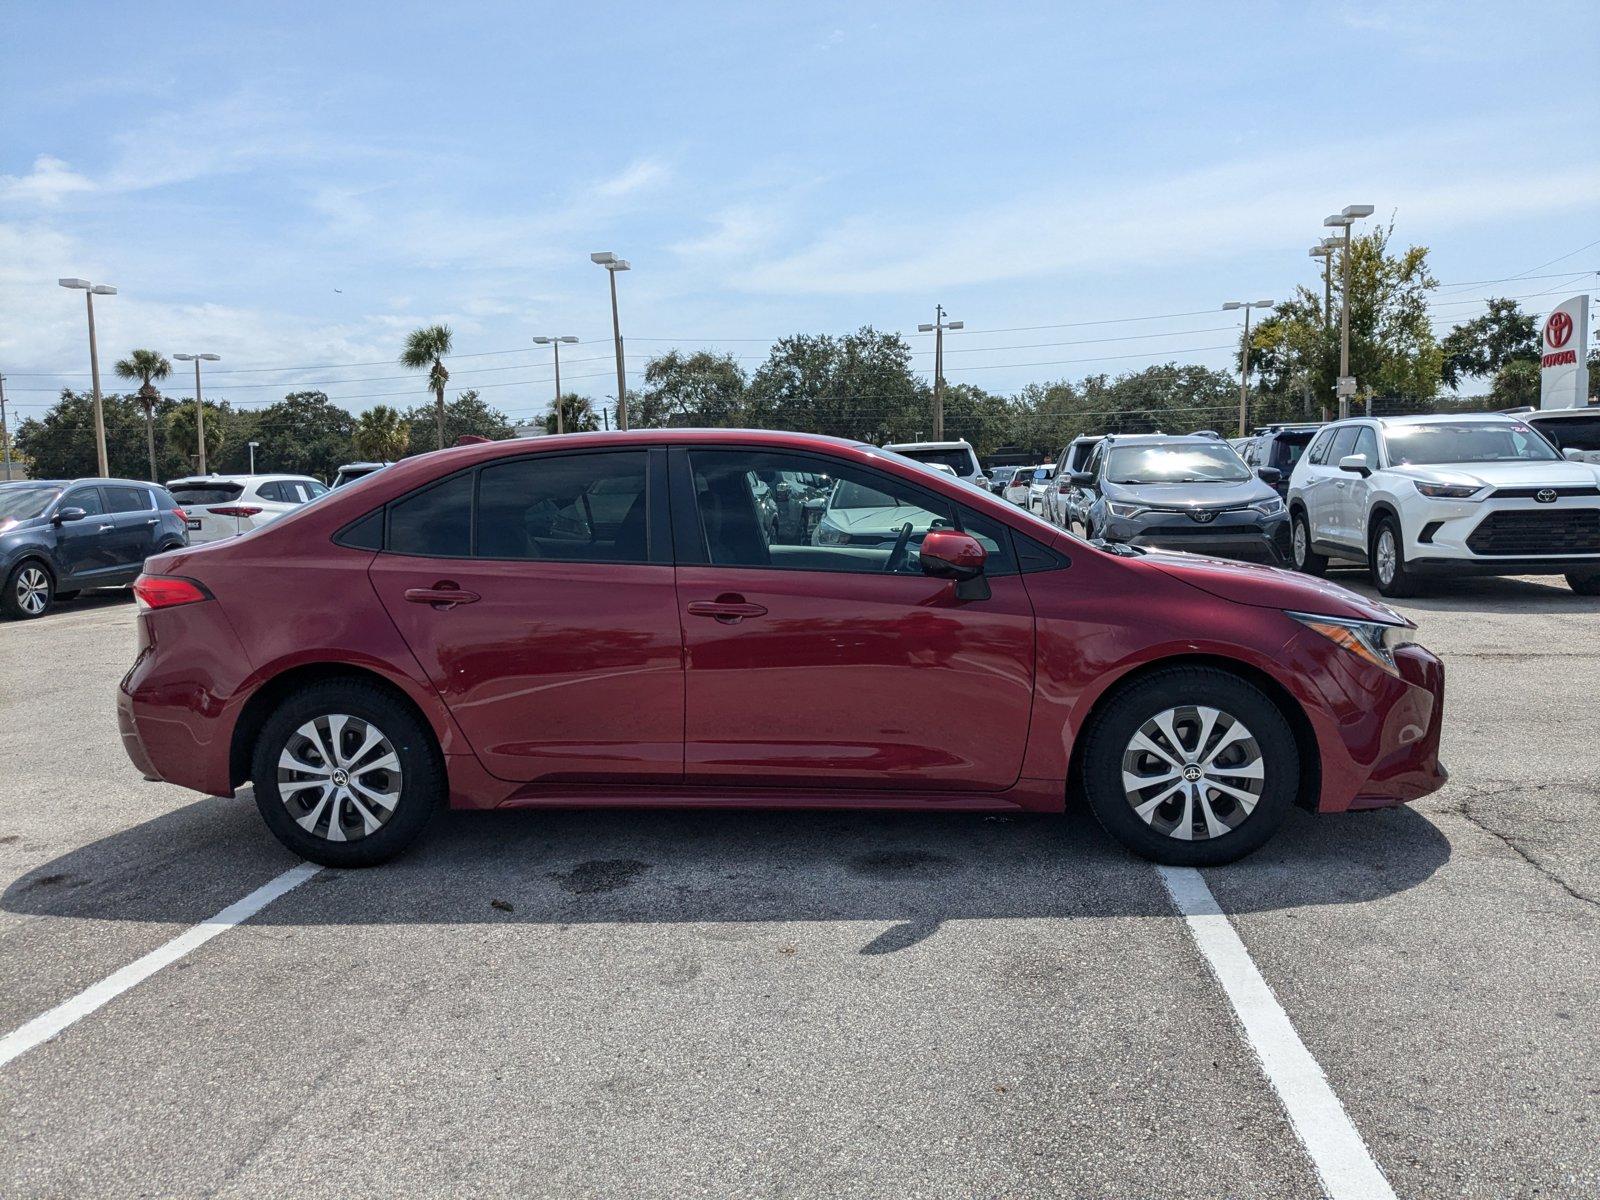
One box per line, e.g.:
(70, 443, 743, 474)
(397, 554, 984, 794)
(1106, 444, 1251, 485)
(0, 485, 61, 523)
(1384, 422, 1559, 466)
(896, 447, 974, 476)
(1270, 431, 1314, 471)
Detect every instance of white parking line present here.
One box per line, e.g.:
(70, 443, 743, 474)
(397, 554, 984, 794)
(0, 862, 320, 1069)
(1158, 865, 1397, 1200)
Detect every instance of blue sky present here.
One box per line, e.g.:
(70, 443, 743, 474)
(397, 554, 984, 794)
(3, 0, 1597, 426)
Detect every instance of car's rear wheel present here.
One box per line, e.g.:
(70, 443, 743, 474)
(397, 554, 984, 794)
(1567, 572, 1600, 596)
(2, 561, 53, 620)
(1081, 667, 1298, 866)
(1370, 516, 1419, 598)
(250, 680, 444, 867)
(1290, 510, 1327, 576)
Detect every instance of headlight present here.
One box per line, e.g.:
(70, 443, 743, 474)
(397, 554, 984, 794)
(1414, 481, 1485, 500)
(1251, 497, 1286, 516)
(1286, 611, 1417, 676)
(1106, 501, 1148, 518)
(815, 522, 848, 546)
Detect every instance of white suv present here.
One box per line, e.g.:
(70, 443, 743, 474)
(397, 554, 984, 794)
(1286, 413, 1600, 597)
(167, 474, 330, 543)
(883, 440, 989, 491)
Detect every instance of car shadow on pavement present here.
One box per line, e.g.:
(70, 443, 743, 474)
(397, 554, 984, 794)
(1, 791, 1452, 953)
(1326, 568, 1600, 614)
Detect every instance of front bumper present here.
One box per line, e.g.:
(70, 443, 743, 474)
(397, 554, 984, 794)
(1106, 510, 1290, 564)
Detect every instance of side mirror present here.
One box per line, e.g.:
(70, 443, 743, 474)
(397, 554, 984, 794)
(1256, 466, 1282, 484)
(1338, 454, 1371, 478)
(1564, 448, 1583, 461)
(919, 529, 987, 581)
(1070, 471, 1095, 488)
(53, 507, 88, 525)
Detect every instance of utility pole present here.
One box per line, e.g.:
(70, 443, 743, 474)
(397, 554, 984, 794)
(1223, 301, 1275, 437)
(533, 336, 579, 434)
(917, 305, 963, 441)
(1324, 205, 1374, 419)
(591, 253, 631, 430)
(173, 353, 221, 473)
(0, 373, 11, 481)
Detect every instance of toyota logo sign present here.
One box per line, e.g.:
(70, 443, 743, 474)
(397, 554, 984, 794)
(1536, 489, 1558, 504)
(1188, 508, 1217, 524)
(1546, 310, 1573, 349)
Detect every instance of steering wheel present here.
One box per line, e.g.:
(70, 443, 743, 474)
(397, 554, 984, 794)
(883, 522, 915, 573)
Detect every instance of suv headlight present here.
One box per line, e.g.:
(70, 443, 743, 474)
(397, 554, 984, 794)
(1106, 501, 1148, 518)
(1251, 496, 1285, 516)
(1414, 481, 1485, 500)
(1286, 611, 1417, 676)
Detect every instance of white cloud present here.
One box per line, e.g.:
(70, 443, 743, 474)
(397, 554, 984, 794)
(0, 156, 96, 206)
(593, 158, 670, 199)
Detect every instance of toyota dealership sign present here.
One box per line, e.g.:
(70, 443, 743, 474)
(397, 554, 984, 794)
(1539, 294, 1590, 409)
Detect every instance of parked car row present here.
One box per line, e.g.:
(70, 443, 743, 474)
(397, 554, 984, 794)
(1009, 409, 1600, 595)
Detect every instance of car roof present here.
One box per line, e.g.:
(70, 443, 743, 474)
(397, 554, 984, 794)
(168, 473, 318, 485)
(1368, 412, 1522, 428)
(1524, 408, 1599, 420)
(1101, 433, 1236, 449)
(881, 440, 974, 451)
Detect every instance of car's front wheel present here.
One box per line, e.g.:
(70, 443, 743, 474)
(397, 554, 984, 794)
(1370, 516, 1419, 598)
(2, 561, 53, 620)
(1081, 667, 1298, 866)
(1567, 572, 1600, 596)
(250, 680, 444, 867)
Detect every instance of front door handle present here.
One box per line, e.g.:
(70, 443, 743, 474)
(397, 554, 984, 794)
(97, 523, 115, 532)
(404, 581, 481, 609)
(687, 596, 768, 624)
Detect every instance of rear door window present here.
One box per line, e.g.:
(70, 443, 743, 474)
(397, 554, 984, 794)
(475, 451, 650, 562)
(387, 473, 473, 557)
(103, 485, 152, 513)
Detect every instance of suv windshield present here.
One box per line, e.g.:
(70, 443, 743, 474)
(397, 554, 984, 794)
(1107, 444, 1250, 484)
(897, 448, 974, 476)
(0, 485, 61, 522)
(1385, 422, 1559, 465)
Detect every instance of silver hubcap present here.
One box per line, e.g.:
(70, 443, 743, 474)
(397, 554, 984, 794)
(1120, 705, 1264, 841)
(16, 568, 48, 614)
(1292, 521, 1307, 566)
(1375, 530, 1397, 584)
(276, 714, 403, 842)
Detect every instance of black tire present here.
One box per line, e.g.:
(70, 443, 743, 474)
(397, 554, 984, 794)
(250, 679, 444, 867)
(1289, 510, 1327, 576)
(2, 560, 53, 620)
(1080, 666, 1299, 866)
(1567, 572, 1600, 596)
(1369, 515, 1419, 598)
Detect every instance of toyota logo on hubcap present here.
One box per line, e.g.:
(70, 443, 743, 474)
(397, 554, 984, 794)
(331, 768, 350, 787)
(1182, 765, 1203, 782)
(1536, 489, 1558, 504)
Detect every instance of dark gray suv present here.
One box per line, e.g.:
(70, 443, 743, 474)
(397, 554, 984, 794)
(0, 479, 189, 619)
(1069, 435, 1289, 563)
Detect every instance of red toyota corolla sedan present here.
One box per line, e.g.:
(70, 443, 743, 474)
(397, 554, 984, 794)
(118, 429, 1446, 868)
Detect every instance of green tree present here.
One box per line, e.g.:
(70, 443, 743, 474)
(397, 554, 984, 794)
(399, 324, 453, 451)
(163, 400, 232, 476)
(113, 349, 171, 482)
(544, 393, 600, 435)
(1489, 359, 1541, 409)
(353, 404, 410, 461)
(636, 350, 747, 427)
(1440, 298, 1540, 389)
(402, 389, 514, 452)
(745, 326, 927, 442)
(249, 391, 356, 480)
(940, 383, 1014, 459)
(1248, 220, 1441, 413)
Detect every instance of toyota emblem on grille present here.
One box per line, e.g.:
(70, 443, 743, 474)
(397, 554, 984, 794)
(1535, 489, 1558, 503)
(1188, 508, 1217, 523)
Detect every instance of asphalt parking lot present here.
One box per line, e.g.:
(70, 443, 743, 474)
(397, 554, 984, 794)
(1, 574, 1597, 1199)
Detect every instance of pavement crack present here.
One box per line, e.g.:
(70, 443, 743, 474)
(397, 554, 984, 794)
(1436, 782, 1599, 911)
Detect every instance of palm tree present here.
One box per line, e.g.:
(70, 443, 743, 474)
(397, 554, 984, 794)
(399, 325, 453, 450)
(545, 393, 600, 435)
(114, 349, 171, 481)
(353, 405, 411, 461)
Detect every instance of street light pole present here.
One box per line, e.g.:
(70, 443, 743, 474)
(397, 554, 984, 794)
(1223, 301, 1276, 437)
(590, 253, 631, 430)
(1324, 205, 1374, 419)
(532, 336, 580, 434)
(58, 279, 117, 477)
(916, 305, 964, 441)
(173, 353, 222, 473)
(248, 441, 259, 474)
(0, 373, 11, 481)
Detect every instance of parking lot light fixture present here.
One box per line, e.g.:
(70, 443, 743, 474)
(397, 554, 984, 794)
(532, 336, 581, 434)
(58, 277, 117, 477)
(1309, 243, 1336, 326)
(1323, 204, 1374, 418)
(1223, 300, 1276, 437)
(172, 353, 222, 473)
(591, 253, 631, 430)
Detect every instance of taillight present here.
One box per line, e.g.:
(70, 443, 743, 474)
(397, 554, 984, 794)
(172, 506, 188, 522)
(208, 505, 263, 517)
(133, 574, 211, 611)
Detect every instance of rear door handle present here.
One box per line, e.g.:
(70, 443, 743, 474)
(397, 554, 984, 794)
(687, 598, 768, 623)
(404, 582, 481, 609)
(145, 518, 159, 526)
